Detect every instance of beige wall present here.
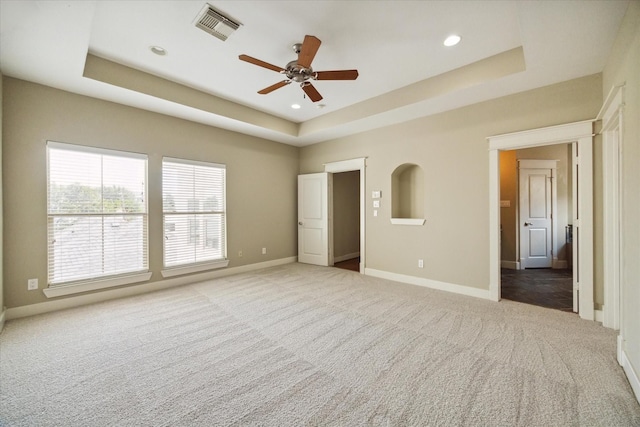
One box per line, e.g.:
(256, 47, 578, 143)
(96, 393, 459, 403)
(2, 77, 299, 309)
(300, 74, 602, 291)
(332, 171, 360, 259)
(602, 0, 640, 384)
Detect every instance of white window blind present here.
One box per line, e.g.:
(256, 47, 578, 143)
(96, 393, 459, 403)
(162, 157, 226, 269)
(47, 142, 148, 286)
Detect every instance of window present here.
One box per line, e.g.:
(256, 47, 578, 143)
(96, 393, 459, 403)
(47, 142, 148, 287)
(162, 158, 227, 275)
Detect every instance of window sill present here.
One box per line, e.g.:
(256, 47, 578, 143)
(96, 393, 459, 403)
(43, 272, 153, 298)
(161, 259, 229, 278)
(390, 218, 426, 226)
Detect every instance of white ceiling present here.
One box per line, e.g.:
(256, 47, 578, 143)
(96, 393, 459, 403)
(0, 0, 630, 146)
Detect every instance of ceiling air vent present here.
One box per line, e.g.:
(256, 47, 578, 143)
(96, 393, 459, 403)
(194, 4, 241, 41)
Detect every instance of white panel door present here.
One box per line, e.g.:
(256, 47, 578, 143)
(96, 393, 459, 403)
(298, 173, 330, 266)
(519, 168, 553, 268)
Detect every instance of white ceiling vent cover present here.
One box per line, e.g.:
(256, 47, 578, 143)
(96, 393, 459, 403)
(194, 4, 241, 41)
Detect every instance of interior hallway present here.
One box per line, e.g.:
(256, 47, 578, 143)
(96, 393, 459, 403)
(501, 268, 573, 312)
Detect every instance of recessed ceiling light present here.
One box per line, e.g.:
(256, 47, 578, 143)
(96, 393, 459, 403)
(443, 35, 461, 47)
(150, 46, 167, 56)
(291, 103, 301, 109)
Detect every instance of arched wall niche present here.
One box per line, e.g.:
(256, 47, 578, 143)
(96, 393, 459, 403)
(391, 163, 425, 225)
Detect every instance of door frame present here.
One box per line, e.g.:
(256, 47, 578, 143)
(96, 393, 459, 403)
(598, 84, 624, 333)
(488, 120, 594, 321)
(517, 159, 558, 269)
(324, 158, 366, 273)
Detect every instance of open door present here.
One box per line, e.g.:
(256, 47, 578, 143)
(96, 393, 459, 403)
(298, 173, 331, 266)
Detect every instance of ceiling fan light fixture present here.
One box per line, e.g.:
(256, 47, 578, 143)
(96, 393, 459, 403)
(444, 35, 461, 47)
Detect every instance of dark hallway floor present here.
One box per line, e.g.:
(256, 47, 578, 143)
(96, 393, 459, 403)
(334, 257, 360, 272)
(501, 268, 573, 312)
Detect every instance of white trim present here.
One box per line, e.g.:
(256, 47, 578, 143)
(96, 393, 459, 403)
(163, 156, 226, 170)
(500, 260, 520, 270)
(595, 309, 603, 323)
(489, 149, 501, 301)
(620, 347, 640, 405)
(576, 136, 594, 320)
(487, 120, 594, 320)
(596, 83, 625, 121)
(334, 252, 360, 263)
(365, 268, 491, 300)
(323, 158, 366, 173)
(43, 272, 153, 298)
(488, 120, 594, 151)
(618, 334, 624, 365)
(601, 84, 624, 330)
(47, 140, 147, 159)
(324, 158, 366, 274)
(7, 257, 296, 320)
(0, 308, 5, 332)
(390, 218, 426, 226)
(161, 259, 229, 278)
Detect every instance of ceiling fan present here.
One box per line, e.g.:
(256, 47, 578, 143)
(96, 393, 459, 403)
(239, 35, 359, 103)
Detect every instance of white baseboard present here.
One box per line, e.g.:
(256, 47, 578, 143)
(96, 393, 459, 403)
(500, 260, 519, 270)
(365, 268, 491, 300)
(619, 341, 640, 405)
(334, 252, 360, 263)
(0, 308, 6, 333)
(6, 257, 297, 321)
(595, 309, 603, 323)
(552, 259, 569, 269)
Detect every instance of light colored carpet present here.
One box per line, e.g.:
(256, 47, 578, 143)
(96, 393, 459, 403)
(1, 263, 639, 426)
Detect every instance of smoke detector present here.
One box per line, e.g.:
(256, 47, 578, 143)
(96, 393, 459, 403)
(194, 4, 241, 41)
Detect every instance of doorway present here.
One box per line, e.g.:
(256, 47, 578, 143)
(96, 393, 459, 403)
(488, 120, 594, 321)
(332, 171, 361, 272)
(499, 147, 574, 312)
(297, 158, 366, 272)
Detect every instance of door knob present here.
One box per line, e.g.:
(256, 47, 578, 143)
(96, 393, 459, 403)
(298, 221, 303, 226)
(524, 222, 533, 226)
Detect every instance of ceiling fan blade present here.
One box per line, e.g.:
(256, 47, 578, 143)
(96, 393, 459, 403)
(239, 54, 285, 73)
(301, 83, 323, 102)
(297, 35, 321, 68)
(258, 80, 291, 94)
(314, 70, 359, 80)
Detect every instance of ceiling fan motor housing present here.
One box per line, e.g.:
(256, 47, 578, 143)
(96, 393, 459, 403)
(284, 60, 315, 83)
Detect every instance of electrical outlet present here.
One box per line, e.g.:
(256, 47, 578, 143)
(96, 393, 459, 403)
(262, 247, 267, 255)
(238, 250, 243, 257)
(418, 259, 424, 268)
(28, 278, 38, 290)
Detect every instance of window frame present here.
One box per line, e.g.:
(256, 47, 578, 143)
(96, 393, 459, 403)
(161, 157, 229, 278)
(44, 141, 151, 298)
